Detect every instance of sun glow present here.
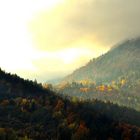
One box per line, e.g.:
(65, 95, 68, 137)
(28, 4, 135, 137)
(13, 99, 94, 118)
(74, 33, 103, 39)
(40, 0, 64, 10)
(0, 0, 109, 82)
(51, 47, 94, 64)
(0, 0, 64, 75)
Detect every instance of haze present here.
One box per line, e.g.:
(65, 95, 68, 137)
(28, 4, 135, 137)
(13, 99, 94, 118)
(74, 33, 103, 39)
(0, 0, 140, 82)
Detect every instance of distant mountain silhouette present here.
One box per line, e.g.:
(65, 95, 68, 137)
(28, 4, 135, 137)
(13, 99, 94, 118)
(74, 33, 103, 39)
(63, 38, 140, 84)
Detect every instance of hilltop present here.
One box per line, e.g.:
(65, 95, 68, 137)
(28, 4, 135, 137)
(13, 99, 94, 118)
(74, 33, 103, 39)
(63, 38, 140, 84)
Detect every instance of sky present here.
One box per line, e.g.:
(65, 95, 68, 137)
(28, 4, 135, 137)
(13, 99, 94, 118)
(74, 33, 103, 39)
(0, 0, 140, 82)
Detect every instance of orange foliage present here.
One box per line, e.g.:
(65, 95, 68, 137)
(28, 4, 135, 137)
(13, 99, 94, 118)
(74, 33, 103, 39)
(67, 112, 75, 124)
(80, 88, 90, 93)
(96, 85, 107, 91)
(55, 99, 64, 111)
(0, 100, 9, 106)
(43, 83, 52, 90)
(73, 121, 89, 140)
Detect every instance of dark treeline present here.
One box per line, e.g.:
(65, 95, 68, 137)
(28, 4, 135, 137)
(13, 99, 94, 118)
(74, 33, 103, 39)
(0, 69, 140, 140)
(0, 68, 48, 97)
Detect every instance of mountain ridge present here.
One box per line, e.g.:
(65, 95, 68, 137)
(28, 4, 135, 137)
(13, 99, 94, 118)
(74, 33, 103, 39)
(62, 38, 140, 84)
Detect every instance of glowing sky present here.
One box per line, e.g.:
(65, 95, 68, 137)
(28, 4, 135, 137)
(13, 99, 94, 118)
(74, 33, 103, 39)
(0, 0, 140, 82)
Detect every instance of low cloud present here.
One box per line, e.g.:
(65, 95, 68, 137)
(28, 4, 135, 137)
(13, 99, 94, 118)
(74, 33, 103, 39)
(29, 0, 140, 51)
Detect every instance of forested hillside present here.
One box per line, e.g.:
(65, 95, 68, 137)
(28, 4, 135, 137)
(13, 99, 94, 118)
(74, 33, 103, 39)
(63, 38, 140, 84)
(57, 79, 140, 111)
(57, 38, 140, 112)
(0, 69, 140, 140)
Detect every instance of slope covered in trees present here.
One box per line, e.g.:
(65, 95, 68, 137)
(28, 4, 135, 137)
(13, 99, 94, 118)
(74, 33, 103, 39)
(57, 38, 140, 112)
(57, 77, 140, 111)
(0, 69, 140, 140)
(62, 38, 140, 84)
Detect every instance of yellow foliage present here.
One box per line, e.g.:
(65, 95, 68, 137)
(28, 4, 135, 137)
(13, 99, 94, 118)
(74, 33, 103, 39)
(21, 98, 28, 105)
(121, 79, 126, 86)
(112, 81, 116, 85)
(107, 85, 113, 91)
(79, 79, 95, 85)
(42, 83, 52, 90)
(58, 82, 70, 90)
(96, 85, 113, 92)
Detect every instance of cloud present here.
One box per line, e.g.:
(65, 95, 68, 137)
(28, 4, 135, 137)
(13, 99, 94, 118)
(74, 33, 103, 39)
(1, 0, 140, 82)
(29, 0, 140, 51)
(26, 0, 140, 81)
(28, 47, 97, 82)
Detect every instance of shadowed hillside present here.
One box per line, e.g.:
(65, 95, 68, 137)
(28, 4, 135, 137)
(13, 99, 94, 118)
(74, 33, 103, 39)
(0, 69, 140, 139)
